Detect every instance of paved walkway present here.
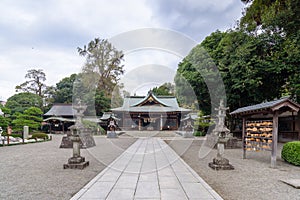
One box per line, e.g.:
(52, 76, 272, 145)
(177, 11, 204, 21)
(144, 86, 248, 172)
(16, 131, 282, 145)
(71, 138, 223, 200)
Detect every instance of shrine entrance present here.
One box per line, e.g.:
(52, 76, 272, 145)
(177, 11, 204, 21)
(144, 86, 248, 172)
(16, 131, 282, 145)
(111, 92, 190, 131)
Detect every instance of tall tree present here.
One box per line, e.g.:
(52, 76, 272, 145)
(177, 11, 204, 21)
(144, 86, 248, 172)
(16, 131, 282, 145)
(15, 69, 48, 97)
(53, 74, 77, 103)
(77, 38, 124, 96)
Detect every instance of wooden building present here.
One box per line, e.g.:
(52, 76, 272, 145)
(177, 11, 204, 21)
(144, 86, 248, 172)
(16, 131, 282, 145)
(230, 97, 300, 168)
(111, 92, 190, 131)
(43, 104, 75, 133)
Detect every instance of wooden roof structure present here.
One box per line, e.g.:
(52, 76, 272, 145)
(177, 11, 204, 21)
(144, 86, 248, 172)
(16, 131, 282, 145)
(230, 97, 300, 168)
(230, 97, 300, 116)
(44, 104, 75, 117)
(111, 92, 190, 113)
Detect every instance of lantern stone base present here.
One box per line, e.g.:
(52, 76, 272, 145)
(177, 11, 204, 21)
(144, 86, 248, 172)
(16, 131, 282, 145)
(107, 131, 118, 138)
(63, 156, 89, 169)
(183, 131, 194, 138)
(60, 133, 95, 148)
(209, 157, 234, 170)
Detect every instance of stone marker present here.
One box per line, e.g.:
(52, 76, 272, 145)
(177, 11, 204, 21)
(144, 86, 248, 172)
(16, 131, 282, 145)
(23, 126, 29, 139)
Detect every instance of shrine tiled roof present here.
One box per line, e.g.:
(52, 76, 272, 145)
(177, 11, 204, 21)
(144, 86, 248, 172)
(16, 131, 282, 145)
(44, 104, 75, 116)
(111, 93, 190, 113)
(230, 97, 300, 115)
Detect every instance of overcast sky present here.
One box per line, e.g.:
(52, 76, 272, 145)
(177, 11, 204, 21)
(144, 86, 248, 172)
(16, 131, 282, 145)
(0, 0, 245, 101)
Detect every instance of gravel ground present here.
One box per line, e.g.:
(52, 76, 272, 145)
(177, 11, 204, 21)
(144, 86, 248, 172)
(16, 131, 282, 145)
(0, 135, 136, 200)
(166, 139, 300, 200)
(1, 133, 299, 200)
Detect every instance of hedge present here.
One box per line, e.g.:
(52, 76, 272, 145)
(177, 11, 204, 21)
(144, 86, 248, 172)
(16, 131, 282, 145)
(30, 133, 49, 140)
(281, 141, 300, 166)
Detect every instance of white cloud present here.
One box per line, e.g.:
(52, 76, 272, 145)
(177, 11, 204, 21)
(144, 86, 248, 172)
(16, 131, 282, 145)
(0, 0, 245, 101)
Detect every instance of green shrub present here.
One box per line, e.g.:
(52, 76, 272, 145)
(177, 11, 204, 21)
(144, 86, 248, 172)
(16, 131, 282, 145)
(1, 133, 22, 138)
(82, 120, 105, 135)
(194, 131, 206, 137)
(281, 141, 300, 166)
(30, 133, 49, 140)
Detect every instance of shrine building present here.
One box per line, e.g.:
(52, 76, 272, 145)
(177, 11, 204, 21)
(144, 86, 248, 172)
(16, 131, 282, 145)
(111, 92, 191, 131)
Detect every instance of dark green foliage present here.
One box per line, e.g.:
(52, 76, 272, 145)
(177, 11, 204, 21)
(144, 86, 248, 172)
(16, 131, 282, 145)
(152, 83, 175, 96)
(53, 74, 77, 103)
(281, 141, 300, 166)
(194, 111, 212, 135)
(30, 133, 49, 140)
(6, 93, 42, 114)
(194, 131, 206, 137)
(0, 116, 10, 131)
(12, 107, 43, 132)
(1, 133, 22, 138)
(82, 120, 105, 135)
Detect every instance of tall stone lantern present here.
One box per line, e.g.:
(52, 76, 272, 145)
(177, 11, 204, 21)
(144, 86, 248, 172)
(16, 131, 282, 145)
(63, 101, 89, 169)
(209, 100, 234, 170)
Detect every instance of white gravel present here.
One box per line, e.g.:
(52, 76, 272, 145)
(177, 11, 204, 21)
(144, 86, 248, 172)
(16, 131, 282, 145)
(0, 134, 136, 200)
(167, 139, 300, 200)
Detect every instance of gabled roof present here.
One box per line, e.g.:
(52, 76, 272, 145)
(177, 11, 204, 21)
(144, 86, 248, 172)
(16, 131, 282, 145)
(111, 93, 190, 113)
(230, 97, 300, 116)
(132, 92, 169, 107)
(100, 112, 120, 121)
(44, 104, 75, 116)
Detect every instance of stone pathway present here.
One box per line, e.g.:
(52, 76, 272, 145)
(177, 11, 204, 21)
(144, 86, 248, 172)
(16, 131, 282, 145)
(71, 138, 223, 200)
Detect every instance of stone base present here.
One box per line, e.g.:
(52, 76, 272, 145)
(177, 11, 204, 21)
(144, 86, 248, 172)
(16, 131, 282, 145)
(183, 131, 194, 138)
(107, 131, 118, 138)
(209, 157, 234, 170)
(63, 161, 89, 169)
(63, 156, 89, 169)
(60, 134, 96, 149)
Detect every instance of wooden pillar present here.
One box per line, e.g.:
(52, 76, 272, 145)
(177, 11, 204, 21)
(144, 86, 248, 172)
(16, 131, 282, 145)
(62, 121, 65, 133)
(160, 114, 163, 131)
(139, 115, 142, 131)
(242, 117, 246, 159)
(271, 111, 278, 168)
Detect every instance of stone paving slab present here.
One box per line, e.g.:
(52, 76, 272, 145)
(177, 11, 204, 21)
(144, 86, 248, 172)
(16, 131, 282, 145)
(280, 179, 300, 189)
(71, 138, 223, 200)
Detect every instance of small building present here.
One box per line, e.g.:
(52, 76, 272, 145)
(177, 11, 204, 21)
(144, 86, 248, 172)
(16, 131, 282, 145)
(230, 97, 300, 142)
(43, 104, 75, 133)
(111, 92, 190, 131)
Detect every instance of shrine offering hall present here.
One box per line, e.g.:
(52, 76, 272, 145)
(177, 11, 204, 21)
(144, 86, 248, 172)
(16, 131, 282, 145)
(111, 92, 190, 131)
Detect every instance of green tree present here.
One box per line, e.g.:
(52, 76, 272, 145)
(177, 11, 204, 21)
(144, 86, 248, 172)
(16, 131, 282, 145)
(15, 69, 48, 97)
(77, 38, 124, 97)
(194, 110, 212, 136)
(12, 107, 43, 132)
(6, 93, 43, 115)
(0, 105, 11, 131)
(240, 0, 300, 36)
(53, 74, 77, 103)
(152, 83, 175, 96)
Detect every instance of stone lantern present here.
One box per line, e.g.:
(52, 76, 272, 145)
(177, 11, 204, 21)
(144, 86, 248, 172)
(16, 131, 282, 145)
(209, 100, 234, 170)
(63, 101, 90, 169)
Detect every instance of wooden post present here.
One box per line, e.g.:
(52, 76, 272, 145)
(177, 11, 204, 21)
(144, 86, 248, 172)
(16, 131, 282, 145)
(271, 111, 278, 168)
(139, 116, 142, 131)
(242, 117, 246, 159)
(160, 115, 163, 131)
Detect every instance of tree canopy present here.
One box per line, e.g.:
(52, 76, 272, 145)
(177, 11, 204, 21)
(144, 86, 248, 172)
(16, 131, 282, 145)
(77, 38, 124, 96)
(15, 69, 48, 97)
(176, 0, 300, 114)
(152, 83, 175, 96)
(12, 107, 43, 132)
(53, 73, 77, 103)
(6, 93, 43, 115)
